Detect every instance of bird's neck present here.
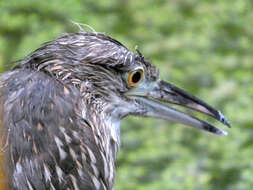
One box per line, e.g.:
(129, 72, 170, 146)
(87, 109, 121, 161)
(78, 83, 123, 159)
(78, 99, 121, 188)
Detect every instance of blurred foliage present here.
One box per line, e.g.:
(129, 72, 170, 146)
(0, 0, 253, 189)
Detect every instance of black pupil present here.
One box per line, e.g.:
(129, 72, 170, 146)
(132, 71, 141, 83)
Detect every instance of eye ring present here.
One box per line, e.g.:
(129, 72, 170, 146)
(128, 69, 144, 87)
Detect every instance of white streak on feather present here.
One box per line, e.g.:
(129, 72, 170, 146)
(101, 153, 109, 180)
(109, 161, 114, 185)
(130, 53, 133, 64)
(91, 176, 101, 190)
(62, 72, 71, 81)
(43, 164, 51, 182)
(70, 175, 80, 190)
(15, 163, 22, 174)
(50, 183, 56, 190)
(81, 152, 87, 162)
(69, 147, 77, 160)
(76, 161, 84, 178)
(124, 51, 130, 64)
(56, 165, 64, 182)
(86, 146, 96, 164)
(77, 168, 84, 179)
(110, 120, 120, 144)
(60, 127, 72, 144)
(91, 163, 99, 177)
(72, 131, 80, 139)
(26, 178, 34, 190)
(55, 136, 67, 160)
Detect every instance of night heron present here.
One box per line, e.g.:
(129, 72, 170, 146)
(0, 32, 230, 190)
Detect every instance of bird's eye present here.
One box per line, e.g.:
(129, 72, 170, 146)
(128, 69, 144, 87)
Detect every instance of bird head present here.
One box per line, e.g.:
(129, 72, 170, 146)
(22, 32, 230, 138)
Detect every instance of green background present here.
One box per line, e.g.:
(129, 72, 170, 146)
(0, 0, 252, 189)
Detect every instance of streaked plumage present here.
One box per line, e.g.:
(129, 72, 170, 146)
(0, 32, 230, 190)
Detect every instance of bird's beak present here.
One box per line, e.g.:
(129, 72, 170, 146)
(126, 80, 230, 135)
